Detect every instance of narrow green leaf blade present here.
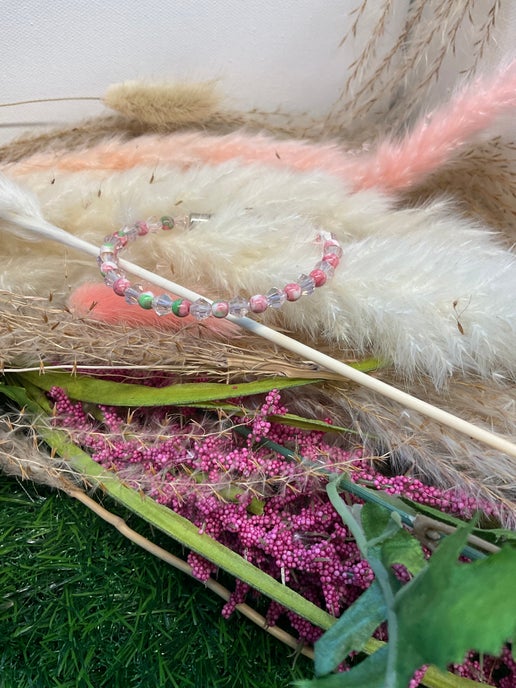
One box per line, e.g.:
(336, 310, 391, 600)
(314, 581, 387, 676)
(268, 413, 360, 435)
(18, 371, 318, 407)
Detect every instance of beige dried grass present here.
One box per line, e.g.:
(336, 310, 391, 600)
(1, 290, 515, 523)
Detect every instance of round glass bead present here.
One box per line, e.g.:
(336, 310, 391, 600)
(190, 298, 212, 320)
(136, 221, 149, 235)
(297, 273, 316, 296)
(228, 296, 250, 317)
(309, 269, 327, 287)
(124, 285, 144, 305)
(322, 253, 340, 268)
(171, 298, 191, 317)
(152, 293, 174, 315)
(266, 287, 287, 309)
(211, 301, 229, 318)
(99, 260, 118, 275)
(284, 283, 302, 301)
(160, 215, 175, 230)
(114, 235, 129, 248)
(112, 277, 131, 296)
(137, 291, 154, 309)
(249, 294, 268, 313)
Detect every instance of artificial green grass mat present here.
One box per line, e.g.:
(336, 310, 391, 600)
(0, 475, 312, 688)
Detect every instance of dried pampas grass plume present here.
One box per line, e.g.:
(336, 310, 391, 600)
(103, 80, 221, 128)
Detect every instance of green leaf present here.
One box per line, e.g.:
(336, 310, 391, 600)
(314, 581, 387, 677)
(394, 523, 516, 687)
(404, 499, 516, 544)
(296, 645, 389, 688)
(0, 384, 35, 408)
(267, 413, 361, 436)
(361, 502, 426, 576)
(17, 371, 318, 407)
(347, 480, 418, 518)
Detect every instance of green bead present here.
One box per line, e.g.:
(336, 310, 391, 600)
(161, 215, 175, 229)
(137, 292, 154, 309)
(171, 298, 184, 316)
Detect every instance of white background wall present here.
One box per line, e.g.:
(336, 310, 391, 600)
(0, 0, 411, 143)
(1, 1, 514, 144)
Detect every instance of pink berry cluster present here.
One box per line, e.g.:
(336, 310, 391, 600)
(48, 384, 513, 686)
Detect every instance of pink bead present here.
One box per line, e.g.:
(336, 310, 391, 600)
(136, 221, 149, 235)
(99, 260, 118, 275)
(112, 277, 131, 296)
(211, 301, 229, 318)
(309, 269, 327, 287)
(249, 294, 269, 313)
(322, 253, 340, 268)
(284, 283, 302, 301)
(176, 299, 191, 317)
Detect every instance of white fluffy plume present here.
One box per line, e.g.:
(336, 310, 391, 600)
(1, 163, 516, 519)
(4, 162, 515, 387)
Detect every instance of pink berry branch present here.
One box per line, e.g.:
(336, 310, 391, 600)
(235, 425, 500, 561)
(0, 409, 315, 659)
(1, 172, 515, 460)
(0, 380, 482, 688)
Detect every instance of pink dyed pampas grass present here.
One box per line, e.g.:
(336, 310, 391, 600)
(7, 60, 516, 194)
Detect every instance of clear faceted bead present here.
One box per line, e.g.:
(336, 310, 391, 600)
(317, 230, 333, 243)
(266, 287, 287, 309)
(146, 216, 162, 233)
(314, 260, 335, 278)
(152, 293, 174, 316)
(103, 269, 124, 287)
(297, 273, 316, 296)
(124, 285, 144, 305)
(190, 298, 212, 320)
(118, 225, 139, 241)
(323, 243, 343, 258)
(228, 296, 250, 317)
(172, 215, 190, 231)
(98, 249, 115, 264)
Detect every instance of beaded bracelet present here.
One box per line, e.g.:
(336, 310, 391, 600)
(97, 213, 343, 320)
